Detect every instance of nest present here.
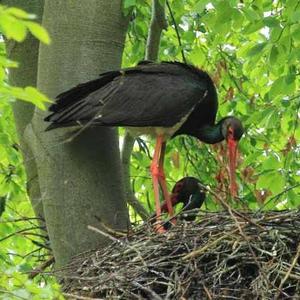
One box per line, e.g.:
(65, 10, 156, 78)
(60, 210, 300, 299)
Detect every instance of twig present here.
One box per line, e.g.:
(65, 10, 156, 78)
(166, 0, 186, 63)
(275, 242, 300, 299)
(132, 281, 163, 300)
(87, 225, 123, 244)
(94, 215, 129, 237)
(63, 293, 104, 300)
(0, 226, 42, 243)
(182, 229, 237, 260)
(28, 256, 55, 279)
(202, 284, 213, 300)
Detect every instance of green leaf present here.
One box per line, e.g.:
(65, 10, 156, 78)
(262, 155, 281, 170)
(246, 42, 267, 57)
(270, 72, 297, 98)
(231, 8, 244, 29)
(290, 10, 300, 22)
(124, 0, 137, 9)
(0, 15, 27, 42)
(290, 24, 300, 41)
(269, 76, 285, 97)
(6, 7, 35, 19)
(257, 171, 272, 189)
(192, 1, 209, 13)
(23, 86, 52, 110)
(257, 171, 285, 195)
(287, 190, 300, 206)
(269, 45, 279, 65)
(269, 172, 285, 194)
(189, 48, 205, 66)
(263, 16, 279, 27)
(5, 86, 51, 110)
(242, 7, 262, 21)
(270, 26, 283, 42)
(0, 133, 10, 145)
(25, 21, 51, 44)
(0, 56, 18, 68)
(284, 73, 296, 94)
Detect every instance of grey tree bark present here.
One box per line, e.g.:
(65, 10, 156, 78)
(145, 0, 167, 61)
(3, 0, 45, 220)
(7, 0, 130, 268)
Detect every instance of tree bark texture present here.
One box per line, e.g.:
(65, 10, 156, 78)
(145, 0, 167, 61)
(15, 0, 129, 267)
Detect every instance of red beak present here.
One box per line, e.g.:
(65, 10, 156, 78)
(227, 137, 238, 197)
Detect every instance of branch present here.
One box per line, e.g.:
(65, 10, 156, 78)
(166, 0, 186, 63)
(275, 242, 300, 299)
(145, 0, 167, 61)
(28, 256, 55, 279)
(121, 133, 149, 221)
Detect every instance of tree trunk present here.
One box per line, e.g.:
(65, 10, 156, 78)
(29, 0, 129, 267)
(3, 0, 45, 220)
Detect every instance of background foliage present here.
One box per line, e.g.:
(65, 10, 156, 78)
(123, 0, 300, 218)
(0, 0, 299, 298)
(0, 5, 62, 300)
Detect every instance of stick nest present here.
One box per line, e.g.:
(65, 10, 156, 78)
(60, 210, 300, 299)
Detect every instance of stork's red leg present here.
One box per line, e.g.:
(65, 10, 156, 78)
(157, 142, 175, 220)
(150, 136, 166, 233)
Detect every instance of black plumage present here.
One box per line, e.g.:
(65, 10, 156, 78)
(45, 62, 218, 138)
(154, 177, 206, 230)
(160, 176, 206, 220)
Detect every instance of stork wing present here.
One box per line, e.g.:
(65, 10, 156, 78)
(99, 73, 208, 127)
(45, 62, 210, 129)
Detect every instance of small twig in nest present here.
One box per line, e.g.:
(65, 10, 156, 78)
(275, 242, 300, 299)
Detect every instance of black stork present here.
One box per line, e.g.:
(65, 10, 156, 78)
(44, 61, 244, 233)
(161, 177, 206, 220)
(152, 177, 206, 230)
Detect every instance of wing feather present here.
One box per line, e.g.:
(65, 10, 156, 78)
(45, 62, 212, 130)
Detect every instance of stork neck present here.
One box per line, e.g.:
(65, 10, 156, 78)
(194, 121, 224, 144)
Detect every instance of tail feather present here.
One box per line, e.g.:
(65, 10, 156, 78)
(47, 70, 120, 114)
(44, 70, 121, 130)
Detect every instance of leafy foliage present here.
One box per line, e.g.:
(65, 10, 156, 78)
(0, 5, 61, 300)
(123, 0, 300, 218)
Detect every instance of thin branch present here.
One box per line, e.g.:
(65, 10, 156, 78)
(166, 0, 186, 63)
(28, 256, 55, 279)
(275, 243, 300, 299)
(145, 0, 167, 61)
(121, 133, 149, 221)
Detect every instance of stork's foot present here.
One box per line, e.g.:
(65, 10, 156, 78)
(154, 223, 167, 234)
(170, 218, 177, 225)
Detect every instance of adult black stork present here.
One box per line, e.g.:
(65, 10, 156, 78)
(44, 61, 244, 233)
(152, 177, 206, 230)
